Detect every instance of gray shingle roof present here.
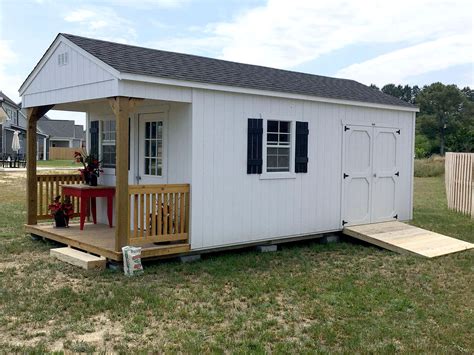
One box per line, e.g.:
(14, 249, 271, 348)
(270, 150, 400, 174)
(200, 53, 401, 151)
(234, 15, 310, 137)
(38, 118, 75, 138)
(62, 33, 415, 109)
(0, 91, 19, 107)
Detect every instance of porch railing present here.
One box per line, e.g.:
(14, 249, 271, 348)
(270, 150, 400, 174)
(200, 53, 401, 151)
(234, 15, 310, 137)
(37, 174, 83, 220)
(128, 184, 190, 245)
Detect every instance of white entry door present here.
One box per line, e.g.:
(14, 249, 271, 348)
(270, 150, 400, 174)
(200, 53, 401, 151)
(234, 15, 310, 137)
(342, 124, 399, 226)
(137, 112, 167, 184)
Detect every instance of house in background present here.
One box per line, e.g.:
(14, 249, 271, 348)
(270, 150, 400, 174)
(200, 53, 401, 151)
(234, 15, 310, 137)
(37, 116, 85, 150)
(0, 91, 48, 160)
(22, 33, 419, 261)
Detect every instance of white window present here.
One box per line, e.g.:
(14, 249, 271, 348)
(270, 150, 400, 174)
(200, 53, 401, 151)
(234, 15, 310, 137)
(101, 120, 116, 168)
(266, 120, 291, 172)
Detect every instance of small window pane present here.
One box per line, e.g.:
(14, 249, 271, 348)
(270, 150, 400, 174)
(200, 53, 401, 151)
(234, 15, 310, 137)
(279, 133, 290, 143)
(280, 121, 290, 133)
(145, 122, 150, 139)
(151, 140, 157, 156)
(145, 158, 150, 175)
(150, 158, 156, 175)
(145, 140, 150, 157)
(267, 133, 278, 144)
(267, 120, 278, 132)
(157, 122, 163, 138)
(151, 122, 157, 138)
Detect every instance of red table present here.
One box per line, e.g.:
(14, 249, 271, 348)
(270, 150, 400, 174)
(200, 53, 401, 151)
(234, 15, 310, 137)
(61, 185, 115, 230)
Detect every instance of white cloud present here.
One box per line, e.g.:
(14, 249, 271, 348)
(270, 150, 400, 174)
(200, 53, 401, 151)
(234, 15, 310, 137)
(111, 0, 190, 8)
(336, 34, 473, 87)
(0, 40, 23, 103)
(63, 6, 137, 44)
(64, 9, 96, 22)
(153, 0, 472, 84)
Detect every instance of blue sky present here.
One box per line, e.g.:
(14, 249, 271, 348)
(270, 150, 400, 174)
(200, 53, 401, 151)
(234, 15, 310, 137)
(0, 0, 472, 126)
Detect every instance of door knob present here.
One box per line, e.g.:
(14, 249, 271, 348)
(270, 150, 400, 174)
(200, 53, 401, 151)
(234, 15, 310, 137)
(373, 173, 377, 177)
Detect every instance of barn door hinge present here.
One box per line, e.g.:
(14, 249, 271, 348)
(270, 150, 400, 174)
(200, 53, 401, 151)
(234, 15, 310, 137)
(343, 173, 349, 179)
(342, 220, 348, 226)
(395, 171, 399, 176)
(344, 125, 350, 132)
(396, 129, 401, 135)
(394, 214, 398, 219)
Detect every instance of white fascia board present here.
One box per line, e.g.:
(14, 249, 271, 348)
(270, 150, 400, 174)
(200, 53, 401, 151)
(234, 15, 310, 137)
(19, 35, 121, 96)
(120, 73, 419, 112)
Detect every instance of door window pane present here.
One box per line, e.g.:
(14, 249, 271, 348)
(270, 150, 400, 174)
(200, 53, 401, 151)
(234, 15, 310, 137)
(144, 120, 163, 176)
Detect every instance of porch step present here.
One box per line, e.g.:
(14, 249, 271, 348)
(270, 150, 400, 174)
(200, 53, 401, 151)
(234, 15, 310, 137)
(50, 247, 107, 270)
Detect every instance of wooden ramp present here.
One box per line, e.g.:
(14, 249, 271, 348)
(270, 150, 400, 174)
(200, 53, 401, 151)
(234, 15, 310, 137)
(343, 221, 474, 258)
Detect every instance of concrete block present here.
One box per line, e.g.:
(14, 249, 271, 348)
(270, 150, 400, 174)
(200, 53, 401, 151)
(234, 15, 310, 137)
(256, 245, 278, 252)
(320, 234, 340, 244)
(179, 254, 201, 263)
(30, 234, 42, 241)
(107, 261, 123, 271)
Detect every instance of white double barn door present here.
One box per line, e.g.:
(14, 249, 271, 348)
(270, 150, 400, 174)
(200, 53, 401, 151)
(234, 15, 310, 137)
(342, 124, 400, 226)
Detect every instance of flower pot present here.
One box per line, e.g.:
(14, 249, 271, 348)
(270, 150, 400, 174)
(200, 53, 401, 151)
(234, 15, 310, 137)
(83, 173, 90, 185)
(54, 211, 67, 228)
(89, 174, 98, 186)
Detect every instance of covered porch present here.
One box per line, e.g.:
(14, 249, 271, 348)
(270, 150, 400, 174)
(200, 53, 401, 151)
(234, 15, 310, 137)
(24, 96, 192, 260)
(25, 223, 190, 261)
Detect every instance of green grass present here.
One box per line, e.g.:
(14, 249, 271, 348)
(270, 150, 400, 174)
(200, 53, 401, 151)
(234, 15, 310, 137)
(0, 173, 472, 352)
(414, 156, 445, 177)
(37, 160, 79, 168)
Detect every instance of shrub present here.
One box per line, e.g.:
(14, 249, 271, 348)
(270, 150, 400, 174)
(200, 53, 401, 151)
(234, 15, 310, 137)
(414, 155, 445, 177)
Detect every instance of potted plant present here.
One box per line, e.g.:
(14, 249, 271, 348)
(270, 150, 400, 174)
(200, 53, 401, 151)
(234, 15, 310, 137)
(75, 151, 103, 186)
(48, 196, 74, 228)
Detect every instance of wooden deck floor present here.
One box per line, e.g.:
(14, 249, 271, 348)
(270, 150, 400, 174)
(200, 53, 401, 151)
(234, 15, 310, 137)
(25, 223, 190, 261)
(343, 221, 474, 258)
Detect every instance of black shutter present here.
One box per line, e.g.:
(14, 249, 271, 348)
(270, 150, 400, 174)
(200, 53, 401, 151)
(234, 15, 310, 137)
(90, 121, 99, 159)
(295, 121, 309, 173)
(247, 118, 263, 174)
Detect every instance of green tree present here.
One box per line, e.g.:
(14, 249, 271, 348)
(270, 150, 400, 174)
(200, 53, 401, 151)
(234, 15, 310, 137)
(415, 83, 468, 155)
(380, 84, 418, 103)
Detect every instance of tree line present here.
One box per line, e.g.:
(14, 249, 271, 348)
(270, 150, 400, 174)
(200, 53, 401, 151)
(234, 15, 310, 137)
(370, 83, 474, 157)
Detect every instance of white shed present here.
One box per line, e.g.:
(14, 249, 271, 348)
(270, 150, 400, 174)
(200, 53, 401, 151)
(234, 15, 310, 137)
(22, 34, 418, 261)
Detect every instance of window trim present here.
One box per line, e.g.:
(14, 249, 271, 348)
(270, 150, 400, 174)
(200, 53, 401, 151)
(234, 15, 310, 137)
(260, 118, 297, 180)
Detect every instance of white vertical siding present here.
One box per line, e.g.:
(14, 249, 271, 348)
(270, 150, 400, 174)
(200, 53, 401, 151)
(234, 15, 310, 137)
(190, 89, 415, 250)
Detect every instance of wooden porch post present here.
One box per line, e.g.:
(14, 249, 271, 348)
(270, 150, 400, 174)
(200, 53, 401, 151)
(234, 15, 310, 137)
(109, 97, 141, 252)
(26, 105, 53, 225)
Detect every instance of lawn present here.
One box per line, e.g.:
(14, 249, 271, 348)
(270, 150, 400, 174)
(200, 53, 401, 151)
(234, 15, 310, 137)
(0, 173, 472, 352)
(37, 160, 79, 168)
